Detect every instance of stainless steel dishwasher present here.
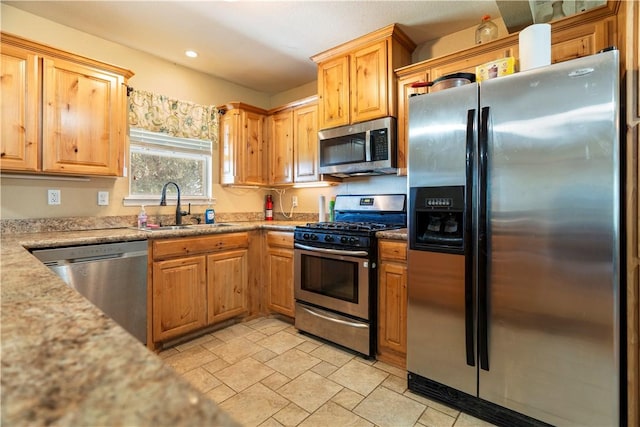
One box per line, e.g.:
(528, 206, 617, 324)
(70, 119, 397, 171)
(32, 240, 148, 344)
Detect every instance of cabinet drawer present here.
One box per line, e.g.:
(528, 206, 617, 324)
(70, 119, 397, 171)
(153, 232, 249, 260)
(266, 231, 293, 249)
(379, 240, 407, 262)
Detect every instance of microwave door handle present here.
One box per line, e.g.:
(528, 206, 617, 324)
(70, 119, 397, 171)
(365, 130, 371, 162)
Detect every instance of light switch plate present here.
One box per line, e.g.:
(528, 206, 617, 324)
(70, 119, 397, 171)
(98, 191, 109, 206)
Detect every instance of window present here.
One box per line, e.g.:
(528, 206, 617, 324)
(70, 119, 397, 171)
(125, 128, 212, 205)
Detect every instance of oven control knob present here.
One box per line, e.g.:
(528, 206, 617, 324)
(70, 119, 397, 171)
(349, 237, 359, 245)
(324, 235, 334, 242)
(340, 236, 348, 243)
(303, 233, 310, 240)
(310, 234, 319, 240)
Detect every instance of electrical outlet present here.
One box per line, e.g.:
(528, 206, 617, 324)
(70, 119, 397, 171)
(48, 189, 61, 205)
(292, 196, 298, 207)
(98, 191, 109, 206)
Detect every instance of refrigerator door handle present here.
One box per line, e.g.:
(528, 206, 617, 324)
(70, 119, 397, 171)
(464, 108, 476, 367)
(478, 106, 490, 371)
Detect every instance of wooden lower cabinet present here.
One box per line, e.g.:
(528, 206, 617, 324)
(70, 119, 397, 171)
(150, 233, 249, 347)
(207, 249, 248, 324)
(265, 231, 295, 317)
(152, 256, 207, 342)
(377, 239, 408, 368)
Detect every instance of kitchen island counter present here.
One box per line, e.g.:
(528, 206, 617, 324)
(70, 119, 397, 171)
(0, 221, 302, 426)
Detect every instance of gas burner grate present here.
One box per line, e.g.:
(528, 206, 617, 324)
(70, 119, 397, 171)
(304, 221, 394, 232)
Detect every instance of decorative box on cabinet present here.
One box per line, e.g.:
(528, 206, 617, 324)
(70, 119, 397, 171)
(377, 239, 408, 368)
(312, 24, 415, 130)
(0, 32, 133, 176)
(218, 102, 268, 186)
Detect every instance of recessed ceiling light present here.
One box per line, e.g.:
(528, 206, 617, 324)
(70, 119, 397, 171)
(185, 50, 198, 58)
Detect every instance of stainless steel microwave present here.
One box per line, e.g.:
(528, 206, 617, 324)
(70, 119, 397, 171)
(318, 116, 397, 178)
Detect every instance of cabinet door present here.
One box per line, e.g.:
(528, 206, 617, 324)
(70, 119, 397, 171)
(551, 17, 615, 63)
(269, 109, 294, 184)
(318, 56, 349, 130)
(378, 240, 408, 368)
(430, 44, 519, 79)
(351, 40, 388, 123)
(0, 45, 39, 172)
(207, 249, 248, 324)
(293, 103, 319, 183)
(152, 256, 207, 342)
(241, 110, 266, 185)
(220, 110, 241, 185)
(42, 57, 125, 176)
(396, 69, 430, 173)
(266, 232, 294, 317)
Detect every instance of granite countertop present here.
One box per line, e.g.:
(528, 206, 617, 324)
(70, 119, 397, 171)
(0, 220, 303, 426)
(376, 228, 408, 241)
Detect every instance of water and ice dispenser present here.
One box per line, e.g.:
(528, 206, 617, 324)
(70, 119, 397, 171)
(409, 186, 465, 253)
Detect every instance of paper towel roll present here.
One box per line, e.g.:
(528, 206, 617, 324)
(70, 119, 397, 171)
(318, 195, 326, 222)
(519, 24, 551, 71)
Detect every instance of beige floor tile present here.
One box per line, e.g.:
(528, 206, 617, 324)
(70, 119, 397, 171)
(328, 359, 389, 396)
(258, 331, 305, 354)
(162, 345, 217, 374)
(157, 347, 179, 359)
(295, 340, 321, 353)
(309, 344, 354, 367)
(258, 418, 284, 427)
(298, 401, 373, 427)
(174, 333, 218, 351)
(182, 366, 222, 394)
(215, 357, 275, 392)
(209, 336, 264, 364)
(310, 360, 339, 377)
(373, 360, 407, 378)
(206, 383, 236, 404)
(331, 388, 365, 410)
(354, 386, 426, 426)
(273, 402, 310, 426)
(277, 371, 342, 413)
(213, 323, 256, 342)
(453, 413, 497, 427)
(419, 407, 457, 427)
(261, 372, 291, 391)
(266, 348, 321, 379)
(249, 318, 292, 335)
(200, 335, 225, 351)
(245, 330, 269, 342)
(202, 357, 230, 374)
(252, 348, 279, 363)
(403, 390, 460, 418)
(381, 374, 408, 394)
(220, 382, 289, 427)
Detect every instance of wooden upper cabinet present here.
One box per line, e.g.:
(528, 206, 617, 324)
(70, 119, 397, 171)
(0, 44, 39, 171)
(0, 32, 133, 177)
(42, 57, 125, 175)
(317, 56, 350, 129)
(351, 40, 388, 122)
(218, 102, 268, 186)
(396, 70, 430, 173)
(269, 109, 294, 185)
(293, 102, 319, 183)
(313, 24, 416, 130)
(551, 16, 616, 63)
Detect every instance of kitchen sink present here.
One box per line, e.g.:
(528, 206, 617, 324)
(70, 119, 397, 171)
(188, 223, 233, 228)
(135, 225, 192, 232)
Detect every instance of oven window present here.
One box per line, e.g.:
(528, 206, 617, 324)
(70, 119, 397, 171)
(300, 253, 358, 303)
(320, 133, 366, 167)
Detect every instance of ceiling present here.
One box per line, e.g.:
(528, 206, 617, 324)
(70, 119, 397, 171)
(6, 1, 509, 95)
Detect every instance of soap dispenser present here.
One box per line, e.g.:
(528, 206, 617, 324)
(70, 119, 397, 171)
(137, 205, 148, 229)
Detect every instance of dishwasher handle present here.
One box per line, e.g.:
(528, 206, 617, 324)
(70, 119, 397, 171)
(67, 250, 147, 264)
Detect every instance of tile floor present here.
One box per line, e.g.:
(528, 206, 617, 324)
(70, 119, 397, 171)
(159, 316, 496, 427)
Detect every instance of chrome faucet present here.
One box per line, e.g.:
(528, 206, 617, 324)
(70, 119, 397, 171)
(160, 181, 189, 225)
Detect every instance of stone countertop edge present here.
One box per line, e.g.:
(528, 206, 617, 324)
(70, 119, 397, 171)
(0, 221, 305, 427)
(0, 220, 407, 426)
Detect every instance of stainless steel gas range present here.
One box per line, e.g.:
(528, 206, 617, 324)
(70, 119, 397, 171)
(293, 194, 407, 357)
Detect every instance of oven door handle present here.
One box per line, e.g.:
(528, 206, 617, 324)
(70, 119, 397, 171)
(298, 304, 368, 329)
(294, 243, 369, 257)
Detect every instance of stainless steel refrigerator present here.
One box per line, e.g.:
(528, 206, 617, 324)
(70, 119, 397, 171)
(406, 49, 621, 426)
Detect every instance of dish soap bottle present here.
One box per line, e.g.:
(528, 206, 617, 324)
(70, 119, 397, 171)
(205, 200, 215, 224)
(137, 205, 147, 229)
(475, 15, 498, 44)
